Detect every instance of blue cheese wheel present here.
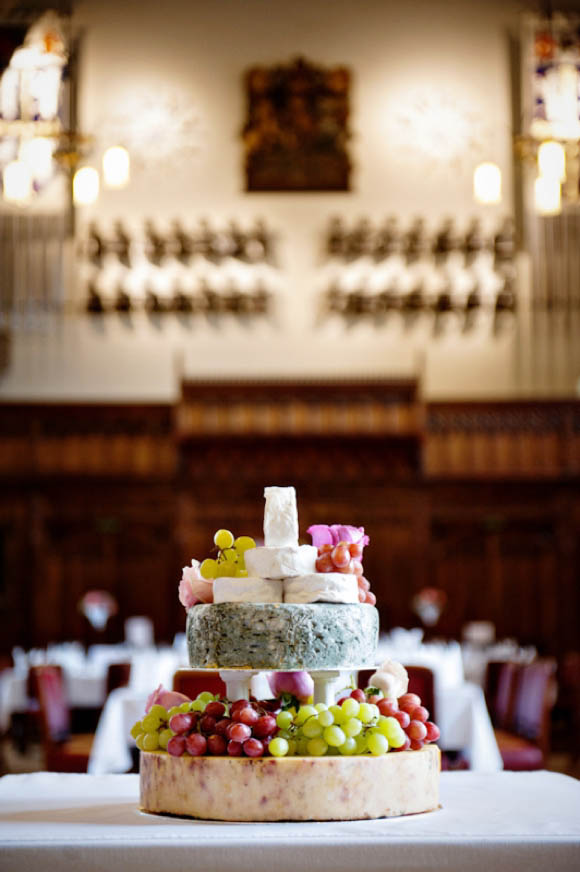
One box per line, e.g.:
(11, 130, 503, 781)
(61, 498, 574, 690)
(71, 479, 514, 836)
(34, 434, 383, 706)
(186, 602, 379, 670)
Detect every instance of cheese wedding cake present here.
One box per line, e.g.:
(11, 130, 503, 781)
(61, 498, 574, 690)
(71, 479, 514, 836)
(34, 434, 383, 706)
(134, 486, 441, 821)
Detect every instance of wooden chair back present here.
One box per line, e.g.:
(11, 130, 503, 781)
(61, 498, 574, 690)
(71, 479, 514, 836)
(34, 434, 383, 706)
(106, 662, 131, 695)
(172, 668, 227, 700)
(29, 665, 70, 743)
(511, 658, 557, 757)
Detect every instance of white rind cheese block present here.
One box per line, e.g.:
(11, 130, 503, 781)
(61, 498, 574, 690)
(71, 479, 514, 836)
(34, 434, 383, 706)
(213, 577, 283, 604)
(140, 745, 440, 821)
(283, 573, 359, 604)
(263, 486, 299, 547)
(245, 544, 317, 579)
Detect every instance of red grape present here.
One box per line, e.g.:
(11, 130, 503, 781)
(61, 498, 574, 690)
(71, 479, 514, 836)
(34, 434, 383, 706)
(394, 710, 410, 728)
(332, 545, 351, 569)
(348, 542, 364, 560)
(351, 560, 363, 576)
(410, 738, 425, 751)
(392, 735, 411, 752)
(338, 559, 355, 574)
(364, 592, 377, 605)
(168, 712, 196, 735)
(200, 715, 217, 734)
(367, 694, 382, 705)
(230, 699, 249, 715)
(238, 706, 259, 726)
(229, 722, 252, 743)
(227, 740, 243, 757)
(407, 720, 428, 741)
(398, 693, 421, 711)
(319, 544, 333, 554)
(315, 553, 334, 573)
(207, 734, 227, 755)
(410, 705, 429, 723)
(357, 577, 370, 592)
(185, 733, 207, 756)
(215, 717, 232, 737)
(378, 698, 399, 717)
(350, 689, 366, 703)
(425, 721, 441, 742)
(252, 715, 277, 738)
(204, 701, 226, 718)
(243, 738, 264, 758)
(167, 735, 187, 757)
(337, 696, 349, 706)
(358, 590, 367, 603)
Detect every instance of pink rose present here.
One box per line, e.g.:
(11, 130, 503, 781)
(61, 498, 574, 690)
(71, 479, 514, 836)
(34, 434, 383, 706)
(145, 684, 191, 713)
(178, 560, 214, 610)
(307, 524, 370, 549)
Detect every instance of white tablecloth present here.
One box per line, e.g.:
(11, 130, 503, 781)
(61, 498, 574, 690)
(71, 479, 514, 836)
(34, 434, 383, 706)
(88, 679, 502, 775)
(0, 670, 107, 732)
(0, 772, 578, 872)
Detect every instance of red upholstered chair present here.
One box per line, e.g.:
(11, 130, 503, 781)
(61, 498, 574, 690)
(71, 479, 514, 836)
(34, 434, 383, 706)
(485, 661, 522, 729)
(172, 668, 227, 700)
(29, 665, 93, 772)
(493, 659, 558, 771)
(106, 661, 131, 695)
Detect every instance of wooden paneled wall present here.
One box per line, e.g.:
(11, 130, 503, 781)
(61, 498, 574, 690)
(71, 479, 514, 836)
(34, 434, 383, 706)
(0, 383, 578, 659)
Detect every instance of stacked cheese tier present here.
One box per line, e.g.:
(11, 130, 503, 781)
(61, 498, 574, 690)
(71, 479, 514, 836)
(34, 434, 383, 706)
(141, 744, 440, 821)
(187, 487, 379, 670)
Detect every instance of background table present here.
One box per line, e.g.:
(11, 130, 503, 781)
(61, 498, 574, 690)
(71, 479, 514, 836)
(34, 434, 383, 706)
(0, 771, 578, 871)
(89, 678, 502, 774)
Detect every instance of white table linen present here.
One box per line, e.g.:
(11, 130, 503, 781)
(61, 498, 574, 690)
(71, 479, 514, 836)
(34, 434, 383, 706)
(0, 771, 578, 872)
(0, 670, 106, 732)
(88, 677, 502, 775)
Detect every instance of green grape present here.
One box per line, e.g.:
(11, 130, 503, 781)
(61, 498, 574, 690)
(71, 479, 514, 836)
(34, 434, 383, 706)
(191, 699, 205, 712)
(268, 737, 289, 757)
(323, 725, 346, 747)
(329, 704, 346, 724)
(277, 729, 292, 741)
(168, 706, 182, 718)
(358, 702, 376, 724)
(141, 712, 162, 732)
(367, 732, 389, 756)
(158, 728, 173, 750)
(216, 561, 237, 578)
(338, 737, 357, 756)
(148, 704, 168, 722)
(198, 692, 214, 704)
(377, 716, 402, 742)
(314, 703, 328, 712)
(388, 730, 407, 749)
(276, 711, 293, 730)
(355, 733, 368, 754)
(306, 737, 328, 756)
(200, 558, 219, 579)
(130, 720, 143, 740)
(286, 739, 297, 756)
(142, 731, 160, 752)
(179, 702, 193, 713)
(318, 710, 335, 728)
(214, 529, 234, 549)
(234, 536, 256, 554)
(341, 698, 360, 719)
(343, 717, 363, 738)
(135, 733, 147, 751)
(302, 717, 323, 739)
(295, 705, 317, 725)
(296, 736, 310, 756)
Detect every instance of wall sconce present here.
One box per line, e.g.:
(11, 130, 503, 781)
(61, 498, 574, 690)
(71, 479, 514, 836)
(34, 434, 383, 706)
(73, 166, 100, 206)
(2, 159, 33, 205)
(102, 146, 130, 188)
(534, 175, 561, 215)
(537, 140, 566, 182)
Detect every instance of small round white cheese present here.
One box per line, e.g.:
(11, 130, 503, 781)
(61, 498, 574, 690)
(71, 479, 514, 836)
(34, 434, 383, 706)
(283, 573, 359, 604)
(245, 545, 317, 579)
(213, 577, 283, 604)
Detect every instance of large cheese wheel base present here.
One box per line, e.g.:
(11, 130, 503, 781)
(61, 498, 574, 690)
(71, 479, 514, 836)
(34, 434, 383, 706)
(140, 744, 440, 821)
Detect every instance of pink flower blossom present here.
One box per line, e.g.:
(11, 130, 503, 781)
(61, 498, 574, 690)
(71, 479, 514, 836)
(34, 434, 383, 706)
(307, 524, 370, 549)
(178, 560, 214, 610)
(145, 684, 191, 713)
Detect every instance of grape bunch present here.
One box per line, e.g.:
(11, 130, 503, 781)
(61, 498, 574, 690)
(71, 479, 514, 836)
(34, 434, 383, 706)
(198, 529, 256, 580)
(314, 541, 376, 605)
(131, 689, 440, 760)
(131, 694, 282, 759)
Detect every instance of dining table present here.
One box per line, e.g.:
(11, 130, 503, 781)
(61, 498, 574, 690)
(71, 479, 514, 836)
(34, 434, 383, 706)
(0, 770, 578, 871)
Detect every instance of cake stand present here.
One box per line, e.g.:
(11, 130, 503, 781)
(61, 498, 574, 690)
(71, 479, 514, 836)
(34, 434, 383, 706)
(215, 665, 374, 705)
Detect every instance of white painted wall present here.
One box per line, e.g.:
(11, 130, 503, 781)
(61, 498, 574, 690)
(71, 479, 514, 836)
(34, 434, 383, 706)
(3, 0, 564, 401)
